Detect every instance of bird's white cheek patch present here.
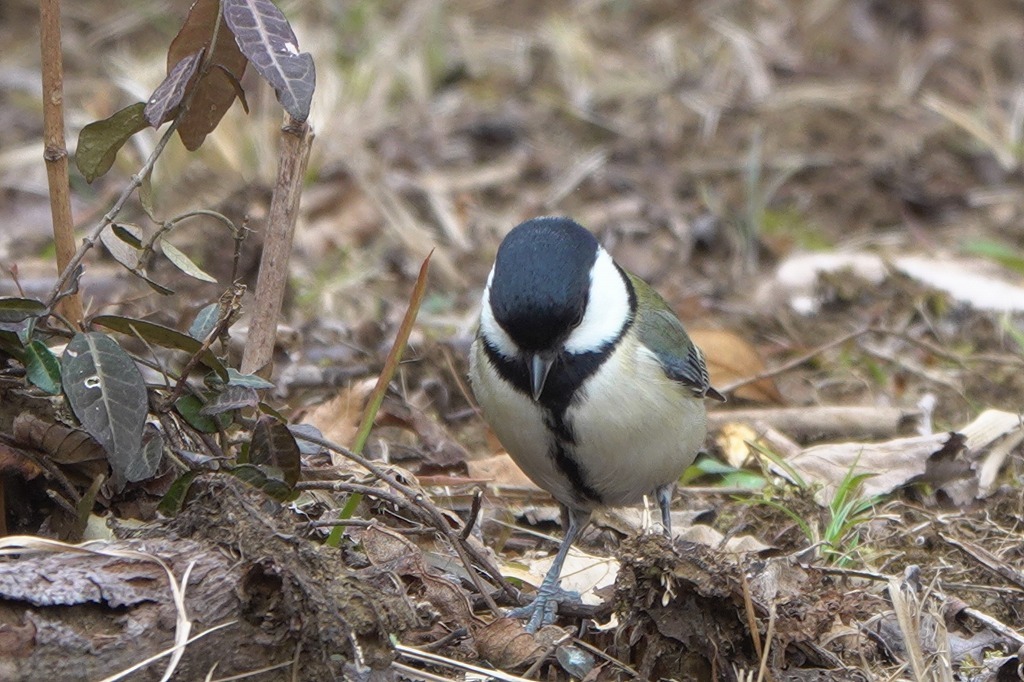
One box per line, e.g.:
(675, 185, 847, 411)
(479, 266, 520, 359)
(564, 247, 630, 354)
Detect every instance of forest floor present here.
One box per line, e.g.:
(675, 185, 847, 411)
(3, 1, 1024, 680)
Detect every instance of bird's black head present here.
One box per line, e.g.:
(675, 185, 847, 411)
(488, 217, 599, 353)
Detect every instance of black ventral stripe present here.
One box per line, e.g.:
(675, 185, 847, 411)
(482, 340, 608, 505)
(479, 264, 639, 507)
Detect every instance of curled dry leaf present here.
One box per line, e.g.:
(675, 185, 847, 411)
(474, 618, 545, 670)
(12, 413, 106, 467)
(781, 432, 965, 506)
(0, 439, 45, 480)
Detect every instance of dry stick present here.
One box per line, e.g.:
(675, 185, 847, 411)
(293, 431, 511, 614)
(739, 570, 763, 662)
(39, 0, 84, 327)
(303, 518, 434, 535)
(43, 118, 183, 312)
(938, 533, 1024, 591)
(754, 604, 777, 682)
(947, 599, 1024, 647)
(296, 480, 440, 525)
(719, 326, 872, 396)
(706, 405, 918, 441)
(240, 117, 314, 377)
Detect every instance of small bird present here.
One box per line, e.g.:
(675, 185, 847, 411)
(469, 216, 724, 631)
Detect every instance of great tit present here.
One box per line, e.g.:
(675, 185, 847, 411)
(469, 216, 725, 632)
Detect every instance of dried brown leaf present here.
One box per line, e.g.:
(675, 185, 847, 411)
(475, 618, 545, 670)
(12, 412, 106, 466)
(784, 432, 968, 506)
(376, 398, 470, 469)
(299, 379, 376, 460)
(0, 441, 45, 479)
(167, 0, 249, 150)
(465, 453, 540, 491)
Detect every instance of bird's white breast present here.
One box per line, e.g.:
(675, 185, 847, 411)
(566, 336, 707, 507)
(470, 339, 576, 502)
(470, 334, 707, 511)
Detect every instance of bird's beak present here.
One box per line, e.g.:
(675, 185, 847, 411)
(530, 354, 554, 402)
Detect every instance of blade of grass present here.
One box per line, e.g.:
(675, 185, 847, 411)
(747, 439, 807, 489)
(326, 250, 432, 546)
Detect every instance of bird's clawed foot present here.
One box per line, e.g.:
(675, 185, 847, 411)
(508, 583, 584, 632)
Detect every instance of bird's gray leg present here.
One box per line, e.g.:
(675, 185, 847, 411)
(508, 506, 591, 632)
(656, 484, 674, 536)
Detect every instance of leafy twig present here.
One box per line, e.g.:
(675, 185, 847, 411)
(44, 118, 183, 313)
(160, 283, 245, 410)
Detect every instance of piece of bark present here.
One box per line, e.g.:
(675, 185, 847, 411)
(0, 474, 416, 681)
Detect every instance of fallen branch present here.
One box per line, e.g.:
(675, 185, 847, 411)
(708, 405, 920, 442)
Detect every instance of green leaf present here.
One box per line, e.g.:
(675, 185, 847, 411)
(174, 394, 230, 433)
(257, 402, 287, 421)
(250, 415, 300, 487)
(160, 239, 218, 283)
(24, 340, 62, 394)
(227, 368, 275, 389)
(75, 102, 148, 183)
(222, 0, 316, 122)
(189, 302, 221, 340)
(144, 49, 204, 127)
(198, 385, 258, 415)
(289, 423, 324, 455)
(719, 470, 768, 489)
(126, 424, 164, 483)
(91, 314, 228, 381)
(158, 471, 200, 515)
(139, 169, 157, 221)
(0, 331, 24, 361)
(679, 455, 740, 485)
(138, 272, 176, 296)
(0, 297, 46, 324)
(61, 332, 148, 485)
(227, 463, 296, 501)
(963, 238, 1024, 275)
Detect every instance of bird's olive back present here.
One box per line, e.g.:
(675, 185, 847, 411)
(489, 217, 598, 352)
